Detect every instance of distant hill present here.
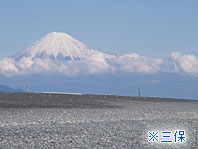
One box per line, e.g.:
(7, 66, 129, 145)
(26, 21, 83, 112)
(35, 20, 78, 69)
(0, 85, 23, 92)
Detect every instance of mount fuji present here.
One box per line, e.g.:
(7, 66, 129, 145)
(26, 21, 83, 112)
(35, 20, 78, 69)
(0, 32, 120, 76)
(13, 32, 113, 61)
(0, 31, 195, 77)
(1, 32, 198, 99)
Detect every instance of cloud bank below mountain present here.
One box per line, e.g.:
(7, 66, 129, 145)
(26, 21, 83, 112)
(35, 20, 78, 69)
(1, 52, 197, 77)
(0, 53, 162, 76)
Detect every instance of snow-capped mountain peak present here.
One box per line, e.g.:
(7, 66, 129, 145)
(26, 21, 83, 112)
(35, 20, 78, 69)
(13, 32, 108, 60)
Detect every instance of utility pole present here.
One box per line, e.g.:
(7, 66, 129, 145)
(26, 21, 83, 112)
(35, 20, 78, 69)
(138, 87, 141, 97)
(26, 85, 30, 93)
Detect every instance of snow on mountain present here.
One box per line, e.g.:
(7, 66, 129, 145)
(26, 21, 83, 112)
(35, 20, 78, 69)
(0, 32, 166, 76)
(13, 32, 112, 61)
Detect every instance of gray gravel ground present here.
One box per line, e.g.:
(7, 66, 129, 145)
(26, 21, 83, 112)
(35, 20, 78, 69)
(0, 92, 198, 148)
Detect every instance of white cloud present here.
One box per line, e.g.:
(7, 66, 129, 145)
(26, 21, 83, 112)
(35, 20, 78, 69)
(83, 53, 116, 74)
(170, 52, 198, 75)
(17, 57, 33, 70)
(110, 53, 163, 73)
(0, 58, 19, 76)
(55, 53, 116, 76)
(1, 52, 198, 77)
(0, 53, 116, 76)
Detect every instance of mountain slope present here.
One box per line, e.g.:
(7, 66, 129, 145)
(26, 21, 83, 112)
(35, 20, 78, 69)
(13, 32, 111, 61)
(0, 32, 162, 76)
(0, 85, 23, 92)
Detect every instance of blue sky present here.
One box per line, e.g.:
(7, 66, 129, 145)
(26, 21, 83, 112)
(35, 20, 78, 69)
(0, 0, 198, 58)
